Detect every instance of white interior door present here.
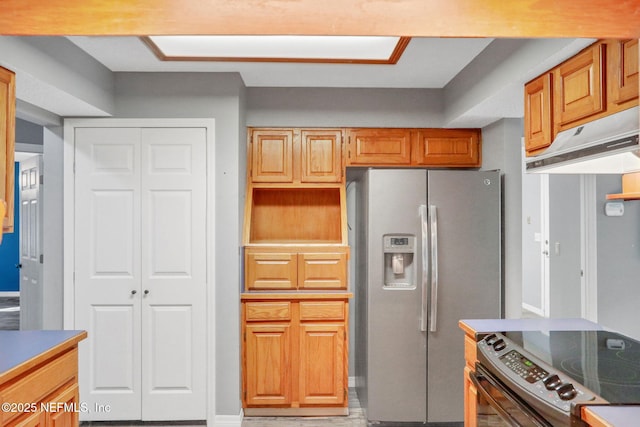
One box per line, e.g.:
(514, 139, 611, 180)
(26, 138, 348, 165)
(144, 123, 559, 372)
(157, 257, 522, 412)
(75, 127, 143, 420)
(521, 173, 550, 317)
(74, 126, 207, 421)
(140, 128, 207, 420)
(19, 154, 43, 330)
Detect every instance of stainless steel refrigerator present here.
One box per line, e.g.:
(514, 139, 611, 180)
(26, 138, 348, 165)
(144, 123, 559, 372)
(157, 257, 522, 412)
(353, 168, 502, 424)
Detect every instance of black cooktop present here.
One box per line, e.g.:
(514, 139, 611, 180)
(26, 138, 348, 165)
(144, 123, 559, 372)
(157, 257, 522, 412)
(503, 330, 640, 404)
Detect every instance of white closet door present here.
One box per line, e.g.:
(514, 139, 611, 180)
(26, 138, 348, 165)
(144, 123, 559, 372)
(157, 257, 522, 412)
(75, 127, 143, 421)
(140, 128, 207, 420)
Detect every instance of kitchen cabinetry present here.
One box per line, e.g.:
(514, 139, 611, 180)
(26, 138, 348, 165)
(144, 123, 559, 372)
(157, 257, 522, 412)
(347, 128, 481, 167)
(524, 73, 553, 153)
(609, 39, 639, 106)
(0, 331, 87, 427)
(554, 42, 605, 127)
(250, 128, 343, 184)
(524, 39, 639, 156)
(0, 66, 15, 239)
(346, 128, 412, 165)
(412, 129, 480, 166)
(242, 296, 349, 415)
(245, 247, 348, 291)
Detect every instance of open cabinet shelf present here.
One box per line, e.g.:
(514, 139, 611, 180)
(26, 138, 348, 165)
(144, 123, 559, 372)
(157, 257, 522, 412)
(606, 171, 640, 200)
(244, 186, 347, 245)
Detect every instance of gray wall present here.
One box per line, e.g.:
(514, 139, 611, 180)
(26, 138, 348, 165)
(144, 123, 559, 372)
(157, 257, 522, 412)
(596, 175, 640, 340)
(42, 126, 65, 329)
(247, 88, 444, 127)
(114, 72, 246, 416)
(548, 175, 582, 318)
(479, 118, 523, 319)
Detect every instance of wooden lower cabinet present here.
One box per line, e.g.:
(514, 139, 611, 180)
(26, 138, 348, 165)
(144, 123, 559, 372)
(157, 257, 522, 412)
(242, 296, 349, 415)
(1, 347, 83, 427)
(244, 247, 348, 291)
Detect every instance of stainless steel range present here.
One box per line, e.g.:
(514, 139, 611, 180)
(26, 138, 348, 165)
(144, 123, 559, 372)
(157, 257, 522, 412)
(472, 330, 640, 426)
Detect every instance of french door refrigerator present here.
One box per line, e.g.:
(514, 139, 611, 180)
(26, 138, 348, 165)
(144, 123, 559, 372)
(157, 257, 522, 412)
(354, 168, 502, 424)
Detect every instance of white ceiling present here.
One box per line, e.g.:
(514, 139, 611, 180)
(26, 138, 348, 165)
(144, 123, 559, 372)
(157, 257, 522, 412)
(67, 36, 495, 88)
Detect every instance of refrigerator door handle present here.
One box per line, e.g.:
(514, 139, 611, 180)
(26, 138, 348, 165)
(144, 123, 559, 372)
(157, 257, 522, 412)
(429, 204, 438, 333)
(419, 204, 428, 332)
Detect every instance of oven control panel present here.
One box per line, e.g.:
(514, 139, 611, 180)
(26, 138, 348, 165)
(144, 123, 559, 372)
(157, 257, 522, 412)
(477, 333, 596, 415)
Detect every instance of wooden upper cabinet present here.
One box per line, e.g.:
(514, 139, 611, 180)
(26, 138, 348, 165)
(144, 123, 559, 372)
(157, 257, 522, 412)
(554, 43, 605, 127)
(300, 129, 342, 183)
(346, 128, 411, 165)
(0, 66, 15, 235)
(524, 73, 553, 153)
(251, 129, 294, 183)
(411, 129, 480, 167)
(250, 128, 343, 184)
(609, 39, 639, 105)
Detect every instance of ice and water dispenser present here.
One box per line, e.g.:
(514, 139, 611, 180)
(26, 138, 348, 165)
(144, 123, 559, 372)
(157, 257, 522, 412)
(382, 234, 416, 289)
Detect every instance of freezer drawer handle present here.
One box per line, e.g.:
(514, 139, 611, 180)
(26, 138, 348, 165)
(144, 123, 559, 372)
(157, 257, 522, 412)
(419, 204, 428, 332)
(429, 204, 438, 333)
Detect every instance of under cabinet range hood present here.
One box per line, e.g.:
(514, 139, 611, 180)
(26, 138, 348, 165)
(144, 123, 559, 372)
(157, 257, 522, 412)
(526, 106, 640, 174)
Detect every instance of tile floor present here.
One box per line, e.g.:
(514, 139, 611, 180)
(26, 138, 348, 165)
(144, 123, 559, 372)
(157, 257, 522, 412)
(0, 296, 19, 330)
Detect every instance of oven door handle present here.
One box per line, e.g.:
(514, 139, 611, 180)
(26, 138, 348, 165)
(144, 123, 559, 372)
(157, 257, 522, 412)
(469, 367, 551, 427)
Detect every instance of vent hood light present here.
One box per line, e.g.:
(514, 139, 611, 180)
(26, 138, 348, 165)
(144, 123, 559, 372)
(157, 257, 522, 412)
(526, 106, 640, 174)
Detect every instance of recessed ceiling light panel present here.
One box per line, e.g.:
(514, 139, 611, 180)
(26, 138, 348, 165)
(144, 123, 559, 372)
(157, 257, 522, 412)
(143, 35, 410, 64)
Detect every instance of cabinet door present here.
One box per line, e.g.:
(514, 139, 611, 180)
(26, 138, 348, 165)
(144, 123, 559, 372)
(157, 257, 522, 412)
(297, 252, 347, 290)
(46, 385, 80, 427)
(609, 39, 639, 105)
(251, 129, 294, 182)
(346, 129, 411, 165)
(555, 44, 605, 126)
(412, 129, 480, 166)
(0, 66, 15, 234)
(300, 129, 342, 183)
(11, 411, 47, 427)
(298, 323, 346, 405)
(245, 251, 297, 290)
(244, 323, 292, 406)
(524, 73, 553, 153)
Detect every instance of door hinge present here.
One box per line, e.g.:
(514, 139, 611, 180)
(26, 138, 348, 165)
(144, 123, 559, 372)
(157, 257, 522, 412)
(39, 175, 44, 185)
(39, 254, 43, 264)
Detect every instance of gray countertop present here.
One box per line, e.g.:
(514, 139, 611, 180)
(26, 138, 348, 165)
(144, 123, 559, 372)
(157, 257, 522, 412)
(583, 406, 640, 427)
(0, 330, 87, 377)
(460, 317, 602, 335)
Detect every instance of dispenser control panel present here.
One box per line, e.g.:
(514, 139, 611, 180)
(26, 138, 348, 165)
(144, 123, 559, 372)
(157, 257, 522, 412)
(383, 235, 415, 253)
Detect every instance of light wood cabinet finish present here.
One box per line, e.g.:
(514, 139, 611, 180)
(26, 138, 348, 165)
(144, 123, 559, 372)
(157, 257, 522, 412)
(250, 128, 343, 184)
(0, 332, 86, 427)
(524, 39, 639, 156)
(554, 43, 605, 127)
(242, 298, 349, 413)
(0, 66, 15, 236)
(300, 129, 343, 183)
(524, 73, 553, 153)
(346, 128, 412, 165)
(251, 129, 294, 183)
(609, 39, 639, 105)
(412, 129, 480, 166)
(244, 323, 292, 406)
(245, 247, 348, 291)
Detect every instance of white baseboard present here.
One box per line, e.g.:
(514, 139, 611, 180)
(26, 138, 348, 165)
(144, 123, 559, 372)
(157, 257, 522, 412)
(214, 411, 243, 427)
(0, 292, 19, 297)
